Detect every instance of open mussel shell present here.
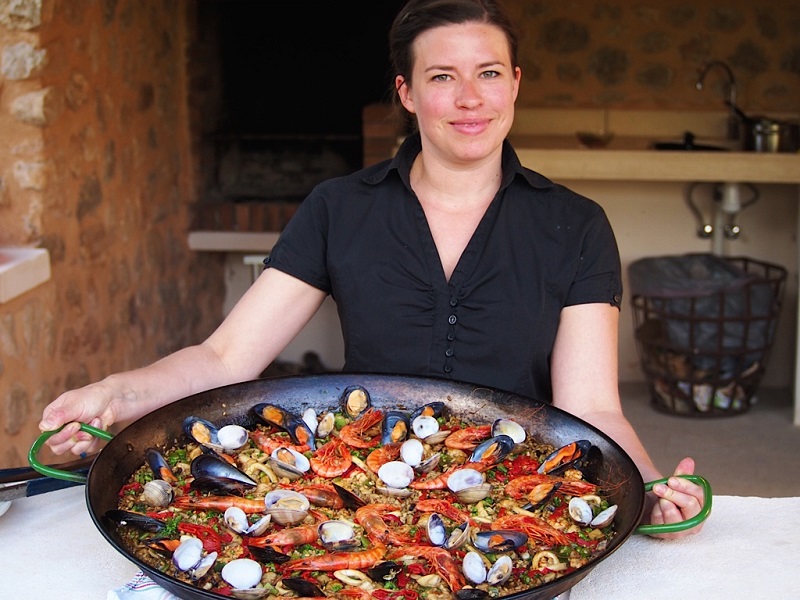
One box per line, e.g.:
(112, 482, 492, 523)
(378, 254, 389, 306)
(382, 410, 410, 445)
(146, 447, 177, 482)
(142, 479, 173, 508)
(340, 385, 372, 419)
(333, 482, 367, 509)
(284, 414, 316, 450)
(183, 416, 221, 450)
(318, 519, 359, 552)
(538, 439, 592, 474)
(367, 561, 402, 582)
(248, 545, 290, 564)
(523, 481, 562, 510)
(282, 577, 325, 597)
(377, 460, 414, 489)
(191, 454, 257, 487)
(264, 489, 310, 526)
(411, 401, 445, 420)
(105, 509, 165, 533)
(491, 418, 527, 445)
(472, 529, 528, 553)
(217, 424, 249, 452)
(469, 434, 514, 465)
(251, 402, 291, 429)
(269, 446, 311, 481)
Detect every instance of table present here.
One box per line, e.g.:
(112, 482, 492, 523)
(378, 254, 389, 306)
(3, 486, 797, 599)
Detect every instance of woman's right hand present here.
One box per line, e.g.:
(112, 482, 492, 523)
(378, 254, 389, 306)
(38, 379, 122, 456)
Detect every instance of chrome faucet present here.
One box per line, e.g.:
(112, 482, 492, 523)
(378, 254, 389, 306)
(696, 60, 740, 140)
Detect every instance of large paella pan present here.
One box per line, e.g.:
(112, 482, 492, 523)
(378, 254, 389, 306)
(31, 373, 711, 600)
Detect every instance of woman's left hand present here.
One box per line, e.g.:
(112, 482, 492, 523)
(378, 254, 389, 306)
(647, 456, 706, 539)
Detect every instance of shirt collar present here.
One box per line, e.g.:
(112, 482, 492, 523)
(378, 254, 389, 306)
(362, 132, 554, 192)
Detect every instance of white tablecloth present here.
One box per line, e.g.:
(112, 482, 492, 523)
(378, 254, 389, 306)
(2, 486, 798, 599)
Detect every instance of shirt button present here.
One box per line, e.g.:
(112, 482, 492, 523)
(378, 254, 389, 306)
(449, 297, 458, 307)
(443, 365, 452, 373)
(445, 348, 454, 357)
(448, 315, 457, 325)
(447, 333, 455, 341)
(613, 294, 622, 304)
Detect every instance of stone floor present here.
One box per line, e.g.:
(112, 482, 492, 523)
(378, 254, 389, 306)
(620, 382, 800, 497)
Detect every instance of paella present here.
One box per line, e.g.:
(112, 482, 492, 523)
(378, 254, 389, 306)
(108, 384, 619, 600)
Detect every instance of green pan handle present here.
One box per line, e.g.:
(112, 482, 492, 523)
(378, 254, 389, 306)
(28, 424, 114, 484)
(635, 474, 712, 535)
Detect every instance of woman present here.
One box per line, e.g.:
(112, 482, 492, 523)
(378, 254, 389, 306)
(39, 0, 704, 539)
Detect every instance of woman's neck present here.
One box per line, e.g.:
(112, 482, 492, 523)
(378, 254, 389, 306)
(410, 149, 502, 211)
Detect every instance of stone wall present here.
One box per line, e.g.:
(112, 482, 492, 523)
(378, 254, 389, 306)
(0, 0, 224, 469)
(505, 1, 799, 112)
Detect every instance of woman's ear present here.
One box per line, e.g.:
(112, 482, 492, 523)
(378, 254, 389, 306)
(396, 75, 415, 114)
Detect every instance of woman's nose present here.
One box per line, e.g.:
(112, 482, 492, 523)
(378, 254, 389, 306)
(456, 80, 483, 108)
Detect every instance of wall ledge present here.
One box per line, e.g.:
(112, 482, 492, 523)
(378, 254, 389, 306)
(0, 248, 51, 304)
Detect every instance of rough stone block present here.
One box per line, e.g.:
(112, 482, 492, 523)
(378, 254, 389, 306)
(10, 87, 63, 126)
(12, 160, 46, 190)
(1, 41, 46, 80)
(0, 0, 42, 31)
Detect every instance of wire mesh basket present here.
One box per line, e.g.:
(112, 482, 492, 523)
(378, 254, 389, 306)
(629, 254, 786, 416)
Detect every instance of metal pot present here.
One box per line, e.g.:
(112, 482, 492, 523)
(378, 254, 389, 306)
(744, 117, 798, 153)
(30, 373, 711, 600)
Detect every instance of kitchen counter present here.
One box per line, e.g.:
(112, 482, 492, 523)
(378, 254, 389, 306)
(2, 485, 798, 599)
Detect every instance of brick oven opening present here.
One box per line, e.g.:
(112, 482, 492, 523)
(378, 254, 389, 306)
(191, 1, 405, 232)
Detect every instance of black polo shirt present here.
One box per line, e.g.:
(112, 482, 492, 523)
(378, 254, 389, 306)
(266, 134, 622, 402)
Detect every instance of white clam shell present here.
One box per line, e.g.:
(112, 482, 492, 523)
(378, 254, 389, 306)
(569, 497, 594, 526)
(302, 408, 318, 434)
(173, 536, 203, 571)
(190, 551, 218, 580)
(411, 415, 440, 439)
(217, 425, 249, 452)
(269, 447, 311, 480)
(590, 504, 618, 528)
(264, 489, 310, 525)
(446, 468, 485, 493)
(486, 555, 513, 585)
(377, 460, 415, 489)
(221, 558, 263, 590)
(400, 438, 424, 467)
(462, 551, 487, 584)
(224, 506, 251, 534)
(318, 520, 358, 551)
(142, 479, 173, 508)
(491, 418, 527, 444)
(316, 412, 335, 438)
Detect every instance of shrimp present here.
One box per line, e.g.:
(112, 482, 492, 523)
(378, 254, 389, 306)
(339, 408, 384, 449)
(491, 514, 573, 547)
(247, 523, 319, 549)
(356, 503, 413, 546)
(365, 442, 402, 473)
(250, 429, 310, 456)
(415, 498, 471, 525)
(443, 425, 491, 450)
(504, 473, 598, 499)
(408, 462, 491, 490)
(282, 539, 387, 572)
(385, 545, 465, 592)
(292, 483, 345, 509)
(171, 495, 266, 514)
(310, 436, 352, 478)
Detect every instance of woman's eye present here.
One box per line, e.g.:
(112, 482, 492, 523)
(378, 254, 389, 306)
(480, 70, 500, 79)
(432, 73, 451, 82)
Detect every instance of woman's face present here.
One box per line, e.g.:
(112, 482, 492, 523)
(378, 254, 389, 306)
(397, 22, 520, 166)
